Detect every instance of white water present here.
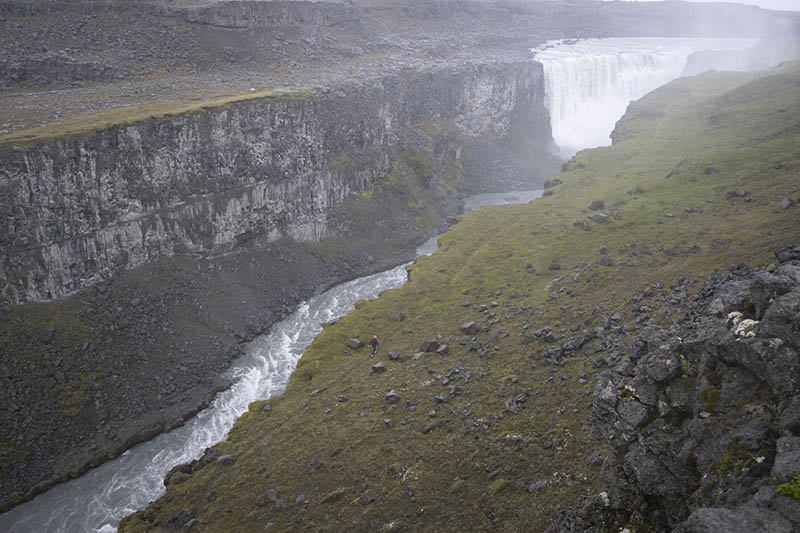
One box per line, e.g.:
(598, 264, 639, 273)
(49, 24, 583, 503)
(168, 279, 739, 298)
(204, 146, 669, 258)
(0, 190, 541, 533)
(533, 37, 759, 155)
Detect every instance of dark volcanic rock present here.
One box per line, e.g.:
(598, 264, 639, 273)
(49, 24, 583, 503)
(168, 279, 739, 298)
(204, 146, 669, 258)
(347, 338, 364, 350)
(551, 246, 800, 532)
(420, 340, 441, 352)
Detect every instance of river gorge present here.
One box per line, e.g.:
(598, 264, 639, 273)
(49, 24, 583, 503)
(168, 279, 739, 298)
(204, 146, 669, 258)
(1, 1, 799, 531)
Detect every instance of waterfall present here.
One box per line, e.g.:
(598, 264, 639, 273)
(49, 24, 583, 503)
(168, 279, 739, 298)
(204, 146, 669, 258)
(533, 38, 759, 156)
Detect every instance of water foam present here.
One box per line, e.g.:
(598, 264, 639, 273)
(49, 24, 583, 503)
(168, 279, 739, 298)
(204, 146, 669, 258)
(533, 37, 758, 156)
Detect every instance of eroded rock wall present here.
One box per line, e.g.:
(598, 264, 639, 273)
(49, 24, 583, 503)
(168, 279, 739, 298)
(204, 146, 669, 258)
(0, 61, 556, 307)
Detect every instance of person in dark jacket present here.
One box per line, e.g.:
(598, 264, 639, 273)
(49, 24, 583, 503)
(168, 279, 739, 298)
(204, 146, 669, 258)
(370, 335, 379, 356)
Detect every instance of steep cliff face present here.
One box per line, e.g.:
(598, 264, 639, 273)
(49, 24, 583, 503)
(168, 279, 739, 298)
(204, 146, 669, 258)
(0, 59, 558, 512)
(0, 61, 557, 308)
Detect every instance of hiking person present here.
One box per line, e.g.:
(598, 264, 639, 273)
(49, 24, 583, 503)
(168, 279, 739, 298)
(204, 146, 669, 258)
(370, 335, 379, 356)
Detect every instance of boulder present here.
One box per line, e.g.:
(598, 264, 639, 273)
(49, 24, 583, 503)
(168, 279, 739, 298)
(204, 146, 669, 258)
(574, 219, 590, 231)
(420, 340, 440, 352)
(347, 338, 364, 349)
(772, 436, 800, 484)
(750, 271, 795, 318)
(776, 245, 800, 263)
(460, 321, 477, 335)
(760, 288, 800, 348)
(589, 200, 605, 210)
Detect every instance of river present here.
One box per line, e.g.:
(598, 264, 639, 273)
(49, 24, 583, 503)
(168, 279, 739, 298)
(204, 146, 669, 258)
(0, 189, 543, 533)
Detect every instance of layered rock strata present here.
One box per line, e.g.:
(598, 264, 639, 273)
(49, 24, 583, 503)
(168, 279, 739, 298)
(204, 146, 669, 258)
(0, 61, 556, 308)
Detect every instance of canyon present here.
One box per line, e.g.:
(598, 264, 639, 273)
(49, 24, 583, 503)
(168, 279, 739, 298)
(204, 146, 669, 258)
(1, 0, 799, 529)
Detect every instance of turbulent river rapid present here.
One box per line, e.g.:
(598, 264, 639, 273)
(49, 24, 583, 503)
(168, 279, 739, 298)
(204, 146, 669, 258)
(0, 190, 542, 533)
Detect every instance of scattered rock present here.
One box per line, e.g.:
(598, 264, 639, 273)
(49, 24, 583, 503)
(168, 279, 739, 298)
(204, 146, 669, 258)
(460, 321, 478, 335)
(528, 480, 548, 493)
(420, 340, 440, 352)
(347, 338, 364, 349)
(596, 256, 614, 267)
(724, 190, 748, 201)
(574, 219, 590, 231)
(372, 362, 386, 373)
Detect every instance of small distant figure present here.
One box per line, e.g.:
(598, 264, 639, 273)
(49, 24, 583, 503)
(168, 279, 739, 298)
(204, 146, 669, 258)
(370, 335, 379, 356)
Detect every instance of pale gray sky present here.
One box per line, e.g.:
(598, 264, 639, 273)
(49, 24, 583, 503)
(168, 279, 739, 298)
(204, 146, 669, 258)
(602, 0, 800, 12)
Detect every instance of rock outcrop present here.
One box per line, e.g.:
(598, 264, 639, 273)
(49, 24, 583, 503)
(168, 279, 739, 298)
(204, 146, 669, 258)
(550, 245, 800, 532)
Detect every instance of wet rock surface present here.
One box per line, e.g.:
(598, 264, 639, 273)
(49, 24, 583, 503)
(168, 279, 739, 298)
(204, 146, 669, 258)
(550, 245, 800, 532)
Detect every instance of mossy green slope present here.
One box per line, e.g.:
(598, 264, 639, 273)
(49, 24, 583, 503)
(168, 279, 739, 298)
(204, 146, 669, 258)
(120, 62, 800, 532)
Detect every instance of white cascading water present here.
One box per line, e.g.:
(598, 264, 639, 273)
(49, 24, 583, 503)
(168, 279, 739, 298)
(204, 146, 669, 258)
(0, 189, 541, 533)
(533, 38, 759, 156)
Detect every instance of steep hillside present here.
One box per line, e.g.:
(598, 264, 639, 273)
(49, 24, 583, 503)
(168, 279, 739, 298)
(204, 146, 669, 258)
(120, 62, 800, 531)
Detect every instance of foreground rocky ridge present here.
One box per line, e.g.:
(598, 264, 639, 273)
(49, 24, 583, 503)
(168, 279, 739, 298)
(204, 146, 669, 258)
(551, 245, 800, 532)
